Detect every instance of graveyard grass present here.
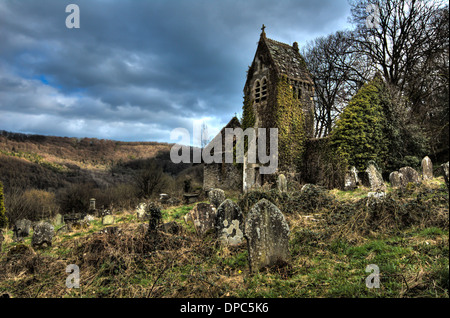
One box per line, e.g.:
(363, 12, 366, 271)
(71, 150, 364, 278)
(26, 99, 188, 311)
(0, 178, 448, 298)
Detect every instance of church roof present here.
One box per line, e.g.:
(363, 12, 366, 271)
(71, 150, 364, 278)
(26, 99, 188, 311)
(263, 36, 313, 84)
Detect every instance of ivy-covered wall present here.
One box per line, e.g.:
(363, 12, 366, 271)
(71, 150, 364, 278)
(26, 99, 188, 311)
(274, 76, 307, 172)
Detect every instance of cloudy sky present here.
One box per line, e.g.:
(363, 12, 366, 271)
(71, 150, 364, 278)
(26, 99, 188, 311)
(0, 0, 352, 145)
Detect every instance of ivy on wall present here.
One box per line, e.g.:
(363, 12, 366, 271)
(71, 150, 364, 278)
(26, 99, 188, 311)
(241, 95, 255, 131)
(275, 76, 307, 171)
(240, 76, 308, 173)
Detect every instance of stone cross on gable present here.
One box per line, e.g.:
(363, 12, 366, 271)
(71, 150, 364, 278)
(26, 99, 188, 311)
(261, 24, 266, 38)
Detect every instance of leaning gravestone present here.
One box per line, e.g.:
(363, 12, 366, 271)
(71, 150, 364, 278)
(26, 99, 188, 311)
(208, 188, 226, 208)
(366, 162, 386, 192)
(159, 193, 169, 204)
(389, 171, 404, 188)
(277, 174, 287, 193)
(188, 203, 217, 236)
(244, 199, 290, 272)
(421, 156, 433, 180)
(31, 221, 54, 248)
(399, 166, 420, 187)
(442, 162, 449, 191)
(216, 199, 244, 246)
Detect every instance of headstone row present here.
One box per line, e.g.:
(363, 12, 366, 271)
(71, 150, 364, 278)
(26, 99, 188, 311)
(344, 157, 442, 191)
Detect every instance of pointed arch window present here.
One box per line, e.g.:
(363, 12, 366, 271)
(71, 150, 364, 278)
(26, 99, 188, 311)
(261, 78, 268, 101)
(254, 80, 261, 103)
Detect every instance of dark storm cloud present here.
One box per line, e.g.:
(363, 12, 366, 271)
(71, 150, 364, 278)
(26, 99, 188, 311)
(0, 0, 351, 143)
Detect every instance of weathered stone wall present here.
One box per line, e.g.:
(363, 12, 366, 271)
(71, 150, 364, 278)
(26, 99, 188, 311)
(203, 163, 242, 191)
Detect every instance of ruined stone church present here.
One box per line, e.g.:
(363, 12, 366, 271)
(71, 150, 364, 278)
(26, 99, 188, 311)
(203, 26, 316, 192)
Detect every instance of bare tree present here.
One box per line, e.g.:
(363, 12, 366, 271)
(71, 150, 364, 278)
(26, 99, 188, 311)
(349, 0, 446, 91)
(303, 30, 370, 137)
(349, 0, 449, 158)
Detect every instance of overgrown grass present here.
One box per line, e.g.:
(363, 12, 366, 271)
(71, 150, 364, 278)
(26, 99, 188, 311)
(0, 178, 448, 298)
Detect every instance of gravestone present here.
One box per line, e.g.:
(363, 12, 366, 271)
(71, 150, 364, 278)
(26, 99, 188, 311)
(421, 156, 433, 180)
(399, 166, 420, 187)
(187, 203, 217, 236)
(136, 202, 149, 220)
(365, 162, 385, 192)
(84, 214, 95, 223)
(367, 192, 386, 199)
(277, 174, 287, 193)
(244, 199, 290, 272)
(344, 167, 359, 190)
(89, 198, 96, 210)
(102, 215, 115, 225)
(215, 199, 244, 246)
(183, 193, 201, 204)
(389, 171, 404, 188)
(13, 219, 33, 242)
(442, 162, 449, 191)
(31, 221, 54, 248)
(208, 188, 226, 208)
(159, 193, 169, 204)
(53, 214, 64, 226)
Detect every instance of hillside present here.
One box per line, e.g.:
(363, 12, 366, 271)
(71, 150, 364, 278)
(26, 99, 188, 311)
(0, 130, 202, 188)
(0, 130, 203, 224)
(0, 130, 172, 187)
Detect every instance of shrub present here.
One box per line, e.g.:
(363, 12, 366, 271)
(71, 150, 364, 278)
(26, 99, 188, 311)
(134, 159, 172, 199)
(5, 188, 59, 223)
(57, 182, 95, 213)
(330, 74, 388, 171)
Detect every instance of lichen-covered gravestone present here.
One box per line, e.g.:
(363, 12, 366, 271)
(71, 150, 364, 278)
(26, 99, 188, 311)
(421, 156, 433, 180)
(244, 199, 290, 272)
(208, 188, 226, 208)
(136, 202, 148, 220)
(31, 221, 54, 248)
(188, 203, 217, 236)
(399, 166, 420, 187)
(102, 215, 115, 225)
(277, 174, 287, 193)
(365, 162, 385, 192)
(389, 171, 404, 188)
(215, 199, 244, 246)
